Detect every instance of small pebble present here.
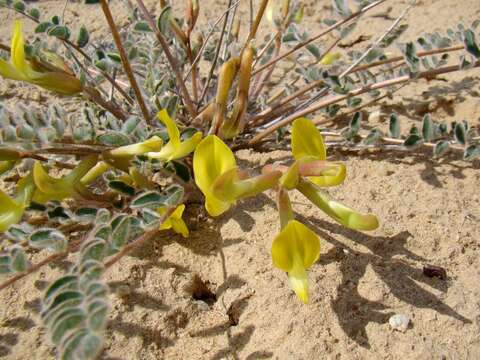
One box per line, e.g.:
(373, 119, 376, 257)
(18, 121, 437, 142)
(389, 314, 410, 332)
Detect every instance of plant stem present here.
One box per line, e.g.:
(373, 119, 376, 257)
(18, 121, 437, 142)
(197, 0, 234, 110)
(183, 0, 241, 81)
(246, 0, 270, 43)
(100, 0, 151, 124)
(339, 1, 415, 78)
(248, 61, 480, 145)
(0, 233, 88, 292)
(134, 0, 196, 118)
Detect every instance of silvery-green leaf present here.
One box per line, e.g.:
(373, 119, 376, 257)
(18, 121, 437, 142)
(76, 334, 102, 360)
(134, 21, 152, 32)
(10, 246, 27, 273)
(464, 145, 480, 160)
(157, 5, 172, 35)
(131, 191, 164, 208)
(433, 140, 450, 158)
(12, 0, 26, 12)
(48, 25, 71, 40)
(422, 114, 434, 141)
(0, 256, 11, 274)
(96, 132, 130, 146)
(44, 275, 78, 305)
(51, 312, 85, 345)
(108, 180, 135, 196)
(463, 29, 480, 58)
(93, 225, 111, 241)
(160, 184, 184, 206)
(45, 291, 83, 314)
(121, 117, 141, 135)
(87, 301, 108, 332)
(95, 209, 111, 224)
(77, 25, 89, 48)
(29, 228, 67, 253)
(363, 129, 383, 145)
(75, 208, 97, 222)
(403, 134, 423, 149)
(454, 122, 466, 145)
(110, 215, 131, 249)
(35, 22, 53, 33)
(17, 124, 35, 139)
(81, 239, 107, 262)
(164, 161, 191, 182)
(28, 7, 40, 20)
(59, 328, 89, 360)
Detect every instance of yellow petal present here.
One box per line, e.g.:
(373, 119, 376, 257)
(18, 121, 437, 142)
(0, 173, 35, 233)
(159, 109, 180, 146)
(288, 258, 310, 304)
(172, 218, 189, 238)
(271, 220, 321, 271)
(11, 21, 30, 77)
(158, 204, 189, 237)
(297, 179, 379, 231)
(280, 161, 300, 190)
(193, 135, 237, 216)
(33, 155, 98, 202)
(28, 71, 83, 95)
(307, 162, 346, 187)
(0, 190, 23, 233)
(319, 52, 341, 66)
(148, 111, 202, 161)
(109, 136, 163, 157)
(0, 58, 25, 81)
(291, 118, 326, 161)
(271, 220, 320, 303)
(80, 161, 111, 185)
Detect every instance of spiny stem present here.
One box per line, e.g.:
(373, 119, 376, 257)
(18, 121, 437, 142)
(252, 0, 388, 76)
(100, 0, 151, 124)
(134, 0, 196, 118)
(248, 61, 480, 146)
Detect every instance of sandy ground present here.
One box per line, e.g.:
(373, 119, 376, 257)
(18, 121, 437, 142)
(1, 0, 480, 359)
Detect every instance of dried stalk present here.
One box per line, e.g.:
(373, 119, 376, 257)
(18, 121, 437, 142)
(134, 0, 196, 117)
(252, 0, 388, 76)
(100, 0, 151, 123)
(247, 61, 480, 146)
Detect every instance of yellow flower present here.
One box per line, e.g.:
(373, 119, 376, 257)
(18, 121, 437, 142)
(0, 173, 35, 233)
(319, 52, 341, 66)
(193, 135, 281, 217)
(157, 204, 189, 238)
(0, 21, 83, 95)
(271, 220, 320, 303)
(148, 110, 202, 162)
(291, 117, 346, 187)
(32, 155, 98, 204)
(193, 135, 237, 216)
